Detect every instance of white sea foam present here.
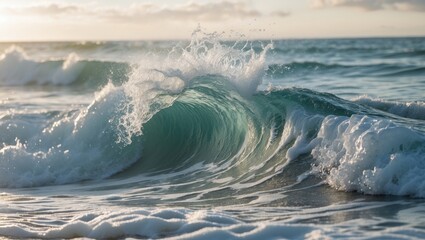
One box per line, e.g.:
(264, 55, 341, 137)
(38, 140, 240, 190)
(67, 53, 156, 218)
(0, 46, 84, 85)
(0, 83, 141, 187)
(311, 114, 425, 197)
(161, 28, 272, 97)
(273, 106, 425, 197)
(279, 109, 322, 161)
(117, 69, 184, 144)
(1, 205, 423, 239)
(354, 96, 425, 120)
(0, 208, 320, 239)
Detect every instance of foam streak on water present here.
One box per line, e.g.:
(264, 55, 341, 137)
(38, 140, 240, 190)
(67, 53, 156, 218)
(0, 33, 424, 239)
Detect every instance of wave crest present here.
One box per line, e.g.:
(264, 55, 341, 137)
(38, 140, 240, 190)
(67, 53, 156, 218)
(0, 46, 130, 87)
(354, 96, 425, 120)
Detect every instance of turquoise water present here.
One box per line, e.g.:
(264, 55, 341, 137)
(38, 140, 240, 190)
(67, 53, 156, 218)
(0, 32, 424, 239)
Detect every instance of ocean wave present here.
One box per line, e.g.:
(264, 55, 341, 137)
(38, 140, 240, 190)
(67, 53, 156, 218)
(382, 49, 425, 58)
(2, 78, 425, 200)
(376, 66, 425, 77)
(266, 61, 425, 79)
(0, 30, 271, 188)
(267, 62, 349, 73)
(272, 46, 383, 55)
(0, 83, 143, 187)
(354, 96, 425, 120)
(0, 33, 424, 201)
(271, 38, 425, 57)
(0, 46, 130, 87)
(266, 61, 372, 76)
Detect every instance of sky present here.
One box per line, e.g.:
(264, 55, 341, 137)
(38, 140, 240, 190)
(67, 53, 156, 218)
(0, 0, 424, 41)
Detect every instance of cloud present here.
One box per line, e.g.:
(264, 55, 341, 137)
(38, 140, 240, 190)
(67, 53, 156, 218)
(4, 3, 82, 16)
(271, 11, 291, 17)
(1, 1, 289, 23)
(312, 0, 425, 11)
(25, 4, 81, 15)
(103, 1, 262, 22)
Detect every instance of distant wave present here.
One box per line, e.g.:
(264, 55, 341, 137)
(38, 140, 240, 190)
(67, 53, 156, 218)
(376, 66, 425, 77)
(266, 61, 425, 78)
(0, 46, 130, 87)
(2, 44, 423, 88)
(266, 62, 349, 75)
(271, 38, 425, 58)
(382, 49, 425, 58)
(272, 46, 388, 55)
(354, 96, 425, 120)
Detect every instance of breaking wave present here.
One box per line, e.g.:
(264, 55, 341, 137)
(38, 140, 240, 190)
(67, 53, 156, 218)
(0, 46, 130, 87)
(1, 32, 425, 201)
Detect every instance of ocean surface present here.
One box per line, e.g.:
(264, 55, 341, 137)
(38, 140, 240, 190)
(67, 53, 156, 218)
(0, 31, 424, 239)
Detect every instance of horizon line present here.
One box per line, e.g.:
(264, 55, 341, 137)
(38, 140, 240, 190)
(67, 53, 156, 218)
(0, 34, 424, 43)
